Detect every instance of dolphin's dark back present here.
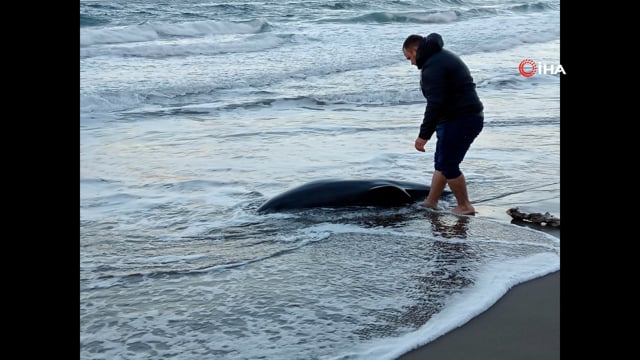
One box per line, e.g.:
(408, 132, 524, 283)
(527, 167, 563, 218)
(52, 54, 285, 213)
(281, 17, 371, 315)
(257, 179, 451, 213)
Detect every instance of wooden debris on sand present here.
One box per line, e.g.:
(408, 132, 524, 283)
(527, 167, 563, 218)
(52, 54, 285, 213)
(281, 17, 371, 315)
(506, 207, 560, 227)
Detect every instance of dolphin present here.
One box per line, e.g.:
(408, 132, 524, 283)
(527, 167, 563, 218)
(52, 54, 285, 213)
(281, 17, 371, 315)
(257, 179, 451, 213)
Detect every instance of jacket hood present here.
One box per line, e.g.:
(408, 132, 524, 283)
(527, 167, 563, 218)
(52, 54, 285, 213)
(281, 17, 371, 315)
(416, 33, 444, 69)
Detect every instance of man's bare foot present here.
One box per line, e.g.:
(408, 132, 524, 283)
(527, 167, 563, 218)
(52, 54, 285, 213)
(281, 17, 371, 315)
(451, 205, 476, 216)
(421, 201, 439, 210)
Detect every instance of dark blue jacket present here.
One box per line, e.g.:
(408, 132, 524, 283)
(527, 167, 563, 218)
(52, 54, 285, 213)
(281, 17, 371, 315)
(416, 33, 483, 140)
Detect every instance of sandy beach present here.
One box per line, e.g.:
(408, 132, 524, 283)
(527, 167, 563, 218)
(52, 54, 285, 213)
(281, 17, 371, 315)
(396, 208, 560, 360)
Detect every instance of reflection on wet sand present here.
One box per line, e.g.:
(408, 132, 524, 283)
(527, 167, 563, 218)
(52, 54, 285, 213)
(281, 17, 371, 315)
(354, 211, 477, 338)
(426, 211, 470, 239)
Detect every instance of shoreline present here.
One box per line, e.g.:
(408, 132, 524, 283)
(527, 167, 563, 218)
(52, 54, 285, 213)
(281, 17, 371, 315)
(396, 216, 560, 360)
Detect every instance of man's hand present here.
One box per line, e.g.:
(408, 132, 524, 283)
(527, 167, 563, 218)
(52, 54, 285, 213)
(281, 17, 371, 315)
(415, 137, 427, 152)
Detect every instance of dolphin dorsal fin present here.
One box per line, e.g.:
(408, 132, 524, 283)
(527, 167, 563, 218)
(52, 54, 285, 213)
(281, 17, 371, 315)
(365, 185, 412, 206)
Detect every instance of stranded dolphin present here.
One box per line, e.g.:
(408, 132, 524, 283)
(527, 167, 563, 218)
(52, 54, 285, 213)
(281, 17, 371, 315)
(257, 179, 451, 213)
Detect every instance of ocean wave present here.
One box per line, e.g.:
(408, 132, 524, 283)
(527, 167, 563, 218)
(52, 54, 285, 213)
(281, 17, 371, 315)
(80, 85, 420, 115)
(80, 32, 289, 59)
(80, 18, 270, 47)
(474, 29, 560, 54)
(477, 67, 560, 90)
(80, 91, 149, 114)
(317, 0, 558, 25)
(219, 91, 422, 111)
(319, 1, 370, 10)
(454, 1, 558, 19)
(328, 11, 459, 24)
(80, 13, 110, 27)
(477, 74, 531, 90)
(509, 1, 560, 12)
(484, 117, 560, 127)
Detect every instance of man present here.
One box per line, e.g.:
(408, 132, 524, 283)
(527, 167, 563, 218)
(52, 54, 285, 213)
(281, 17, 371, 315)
(403, 33, 484, 215)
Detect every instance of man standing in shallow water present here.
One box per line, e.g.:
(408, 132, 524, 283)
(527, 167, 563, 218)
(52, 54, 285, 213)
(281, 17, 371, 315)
(402, 33, 484, 215)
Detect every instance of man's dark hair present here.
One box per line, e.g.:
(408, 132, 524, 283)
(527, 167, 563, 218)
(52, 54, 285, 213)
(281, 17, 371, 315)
(403, 34, 423, 50)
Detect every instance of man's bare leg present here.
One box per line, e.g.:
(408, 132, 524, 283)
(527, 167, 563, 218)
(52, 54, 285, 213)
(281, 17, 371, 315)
(423, 170, 447, 209)
(447, 173, 476, 215)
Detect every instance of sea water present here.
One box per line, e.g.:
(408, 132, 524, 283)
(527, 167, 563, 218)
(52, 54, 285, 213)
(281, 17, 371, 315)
(80, 1, 560, 359)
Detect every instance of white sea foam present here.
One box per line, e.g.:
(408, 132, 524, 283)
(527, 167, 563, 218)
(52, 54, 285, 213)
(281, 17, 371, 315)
(80, 19, 268, 46)
(80, 32, 286, 58)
